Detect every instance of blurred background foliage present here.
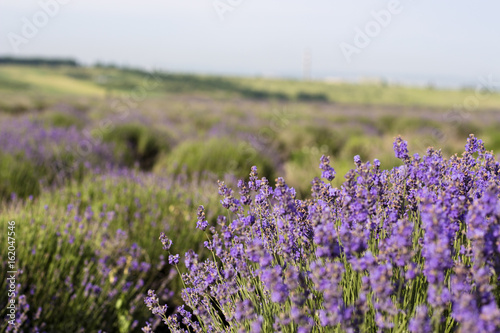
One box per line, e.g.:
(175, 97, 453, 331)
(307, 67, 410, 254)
(2, 62, 500, 198)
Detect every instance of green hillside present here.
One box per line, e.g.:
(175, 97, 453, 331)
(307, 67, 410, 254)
(1, 64, 500, 110)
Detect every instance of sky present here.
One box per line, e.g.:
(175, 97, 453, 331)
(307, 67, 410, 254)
(1, 0, 500, 88)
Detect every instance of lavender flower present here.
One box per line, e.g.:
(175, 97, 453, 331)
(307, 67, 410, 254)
(168, 254, 180, 265)
(319, 155, 336, 181)
(159, 233, 172, 251)
(393, 135, 409, 161)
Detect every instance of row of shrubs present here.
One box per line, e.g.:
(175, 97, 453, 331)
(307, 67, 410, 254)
(0, 117, 277, 201)
(3, 108, 500, 202)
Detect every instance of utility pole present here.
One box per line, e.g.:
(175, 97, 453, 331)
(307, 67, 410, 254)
(303, 48, 311, 81)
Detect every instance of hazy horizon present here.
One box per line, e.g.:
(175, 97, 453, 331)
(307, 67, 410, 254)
(2, 0, 499, 89)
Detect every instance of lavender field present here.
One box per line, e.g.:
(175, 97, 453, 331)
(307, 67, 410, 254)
(1, 64, 500, 332)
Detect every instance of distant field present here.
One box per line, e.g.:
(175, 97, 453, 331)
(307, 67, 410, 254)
(2, 65, 500, 109)
(0, 66, 106, 96)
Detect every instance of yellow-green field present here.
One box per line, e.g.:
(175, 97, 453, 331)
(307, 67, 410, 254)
(2, 65, 500, 109)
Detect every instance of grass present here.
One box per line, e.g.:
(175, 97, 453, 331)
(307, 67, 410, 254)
(0, 66, 106, 96)
(2, 65, 500, 109)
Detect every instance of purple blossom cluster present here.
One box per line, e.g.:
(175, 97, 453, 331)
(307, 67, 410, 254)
(0, 118, 117, 184)
(147, 135, 500, 332)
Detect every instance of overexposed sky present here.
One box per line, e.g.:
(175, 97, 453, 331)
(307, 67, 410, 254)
(1, 0, 499, 87)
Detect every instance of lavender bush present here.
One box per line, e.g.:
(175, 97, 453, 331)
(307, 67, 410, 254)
(0, 118, 117, 199)
(0, 119, 115, 170)
(0, 169, 223, 332)
(146, 135, 500, 332)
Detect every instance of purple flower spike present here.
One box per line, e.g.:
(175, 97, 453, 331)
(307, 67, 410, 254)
(393, 136, 409, 160)
(168, 254, 180, 265)
(196, 205, 209, 231)
(319, 155, 336, 181)
(353, 155, 361, 167)
(159, 232, 172, 251)
(465, 134, 484, 154)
